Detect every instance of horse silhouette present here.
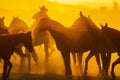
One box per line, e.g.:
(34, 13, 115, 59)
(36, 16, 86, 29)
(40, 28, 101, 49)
(8, 16, 38, 72)
(101, 23, 120, 80)
(31, 6, 55, 62)
(0, 32, 33, 80)
(33, 11, 104, 75)
(70, 12, 102, 75)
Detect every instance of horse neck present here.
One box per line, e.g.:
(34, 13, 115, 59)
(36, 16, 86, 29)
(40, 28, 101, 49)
(104, 28, 120, 40)
(47, 19, 70, 36)
(44, 19, 77, 44)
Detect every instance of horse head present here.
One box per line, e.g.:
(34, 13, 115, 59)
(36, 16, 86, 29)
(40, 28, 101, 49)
(100, 23, 109, 33)
(22, 31, 34, 53)
(9, 16, 29, 33)
(33, 17, 50, 34)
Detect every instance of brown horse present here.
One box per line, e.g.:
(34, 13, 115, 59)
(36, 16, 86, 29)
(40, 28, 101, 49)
(101, 23, 120, 80)
(33, 13, 103, 76)
(0, 32, 33, 80)
(70, 13, 102, 75)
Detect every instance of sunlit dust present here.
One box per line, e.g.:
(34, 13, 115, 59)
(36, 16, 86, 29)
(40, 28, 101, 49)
(0, 0, 120, 79)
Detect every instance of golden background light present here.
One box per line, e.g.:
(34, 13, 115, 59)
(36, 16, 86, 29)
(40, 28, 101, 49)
(0, 0, 120, 77)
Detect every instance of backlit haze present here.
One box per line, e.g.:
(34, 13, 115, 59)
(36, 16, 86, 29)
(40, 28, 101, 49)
(0, 0, 120, 77)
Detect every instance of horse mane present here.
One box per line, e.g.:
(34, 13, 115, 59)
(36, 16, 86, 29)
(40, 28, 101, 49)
(39, 17, 70, 32)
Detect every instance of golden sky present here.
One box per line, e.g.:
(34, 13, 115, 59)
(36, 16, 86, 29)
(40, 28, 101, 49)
(48, 0, 115, 4)
(0, 0, 119, 9)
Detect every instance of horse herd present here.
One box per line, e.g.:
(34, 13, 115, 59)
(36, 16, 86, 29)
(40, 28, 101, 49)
(0, 10, 119, 80)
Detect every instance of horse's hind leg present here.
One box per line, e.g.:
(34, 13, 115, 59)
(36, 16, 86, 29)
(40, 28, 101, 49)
(2, 59, 12, 80)
(94, 52, 101, 76)
(15, 45, 24, 69)
(111, 57, 120, 80)
(26, 49, 31, 73)
(2, 61, 7, 80)
(84, 51, 94, 76)
(44, 43, 49, 62)
(72, 52, 76, 64)
(61, 51, 72, 75)
(77, 53, 83, 74)
(101, 53, 111, 79)
(6, 60, 12, 78)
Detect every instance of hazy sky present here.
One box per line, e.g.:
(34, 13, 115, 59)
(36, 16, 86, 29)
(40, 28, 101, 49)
(47, 0, 115, 4)
(0, 0, 119, 9)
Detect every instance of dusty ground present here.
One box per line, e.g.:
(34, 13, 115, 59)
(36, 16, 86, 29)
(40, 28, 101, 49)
(0, 73, 119, 80)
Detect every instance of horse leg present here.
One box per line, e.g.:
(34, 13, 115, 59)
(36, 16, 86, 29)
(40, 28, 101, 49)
(94, 52, 101, 76)
(84, 51, 94, 76)
(61, 51, 71, 75)
(44, 43, 49, 63)
(25, 49, 31, 73)
(101, 53, 111, 79)
(6, 60, 12, 78)
(15, 45, 24, 70)
(2, 60, 8, 80)
(105, 53, 111, 76)
(111, 57, 120, 80)
(77, 53, 83, 74)
(72, 52, 76, 64)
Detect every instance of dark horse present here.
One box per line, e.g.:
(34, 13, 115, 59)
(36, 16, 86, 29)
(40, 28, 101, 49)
(0, 32, 33, 80)
(101, 23, 120, 80)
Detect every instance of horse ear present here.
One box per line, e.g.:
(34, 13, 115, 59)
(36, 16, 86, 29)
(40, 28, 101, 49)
(80, 11, 83, 16)
(100, 24, 104, 28)
(105, 23, 108, 27)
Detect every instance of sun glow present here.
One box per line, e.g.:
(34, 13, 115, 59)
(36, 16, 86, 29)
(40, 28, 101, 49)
(47, 0, 116, 5)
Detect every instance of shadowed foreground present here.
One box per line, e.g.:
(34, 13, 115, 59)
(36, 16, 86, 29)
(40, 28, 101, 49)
(0, 62, 120, 80)
(0, 73, 101, 80)
(0, 73, 120, 80)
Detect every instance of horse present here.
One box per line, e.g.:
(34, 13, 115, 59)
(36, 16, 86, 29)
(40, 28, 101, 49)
(33, 12, 105, 76)
(101, 23, 120, 80)
(8, 16, 38, 72)
(31, 6, 55, 62)
(70, 13, 102, 75)
(0, 32, 33, 80)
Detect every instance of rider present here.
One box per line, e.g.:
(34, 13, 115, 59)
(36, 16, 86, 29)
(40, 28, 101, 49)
(30, 6, 48, 31)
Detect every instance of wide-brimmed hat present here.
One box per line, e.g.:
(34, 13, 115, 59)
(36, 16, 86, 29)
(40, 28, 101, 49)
(39, 6, 48, 11)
